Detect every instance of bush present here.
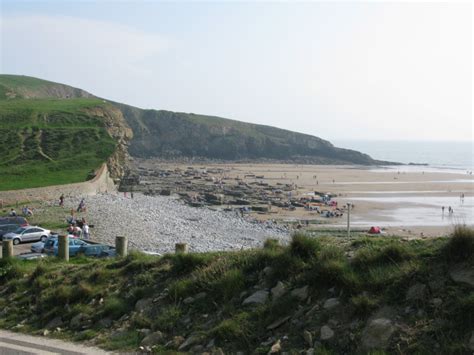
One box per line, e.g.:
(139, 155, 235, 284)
(443, 226, 474, 263)
(103, 296, 130, 319)
(263, 238, 281, 250)
(290, 233, 320, 259)
(213, 269, 246, 301)
(170, 252, 214, 274)
(153, 305, 182, 332)
(351, 294, 379, 317)
(352, 243, 414, 270)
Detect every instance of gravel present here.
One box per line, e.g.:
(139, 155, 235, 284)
(66, 193, 289, 253)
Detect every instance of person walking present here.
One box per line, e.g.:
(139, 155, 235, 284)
(59, 194, 64, 207)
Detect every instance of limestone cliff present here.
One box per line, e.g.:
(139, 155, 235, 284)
(83, 104, 133, 180)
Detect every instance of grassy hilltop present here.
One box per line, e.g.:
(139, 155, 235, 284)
(0, 74, 392, 191)
(0, 229, 472, 353)
(0, 97, 116, 190)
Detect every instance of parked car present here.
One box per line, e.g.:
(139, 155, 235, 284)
(30, 234, 59, 253)
(44, 236, 89, 256)
(0, 224, 22, 240)
(3, 226, 51, 245)
(0, 217, 28, 226)
(79, 244, 116, 258)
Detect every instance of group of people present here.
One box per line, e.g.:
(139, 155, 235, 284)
(8, 207, 33, 217)
(67, 216, 90, 239)
(441, 206, 454, 215)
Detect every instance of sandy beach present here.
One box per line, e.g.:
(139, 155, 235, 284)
(140, 161, 474, 237)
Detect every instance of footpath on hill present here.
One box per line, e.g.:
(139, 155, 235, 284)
(0, 329, 111, 354)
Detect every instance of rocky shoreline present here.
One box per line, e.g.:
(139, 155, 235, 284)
(66, 193, 289, 253)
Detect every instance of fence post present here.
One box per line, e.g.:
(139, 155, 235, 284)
(116, 236, 128, 257)
(2, 240, 13, 258)
(175, 243, 189, 254)
(58, 235, 69, 261)
(347, 203, 351, 238)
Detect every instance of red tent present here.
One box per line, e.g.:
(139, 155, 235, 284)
(368, 226, 381, 234)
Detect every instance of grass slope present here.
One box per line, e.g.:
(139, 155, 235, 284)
(0, 98, 116, 190)
(0, 228, 472, 353)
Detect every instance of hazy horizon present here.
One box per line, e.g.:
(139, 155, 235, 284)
(1, 1, 472, 142)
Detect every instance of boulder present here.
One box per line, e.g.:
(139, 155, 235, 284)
(406, 283, 427, 301)
(268, 339, 281, 354)
(449, 266, 474, 288)
(178, 334, 201, 351)
(135, 298, 153, 313)
(69, 313, 87, 329)
(323, 298, 340, 310)
(140, 331, 164, 346)
(242, 290, 269, 305)
(271, 282, 287, 301)
(320, 325, 334, 341)
(291, 285, 309, 301)
(303, 330, 313, 347)
(45, 316, 63, 329)
(361, 318, 395, 350)
(267, 316, 291, 330)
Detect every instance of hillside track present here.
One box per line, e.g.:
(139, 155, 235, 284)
(0, 330, 111, 354)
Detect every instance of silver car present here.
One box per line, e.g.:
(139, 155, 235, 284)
(3, 226, 51, 245)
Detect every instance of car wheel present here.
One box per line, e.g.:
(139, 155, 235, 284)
(13, 238, 20, 245)
(40, 235, 47, 242)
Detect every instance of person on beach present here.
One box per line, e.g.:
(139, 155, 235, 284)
(441, 206, 445, 214)
(82, 220, 90, 240)
(77, 199, 85, 212)
(59, 194, 64, 207)
(9, 208, 16, 217)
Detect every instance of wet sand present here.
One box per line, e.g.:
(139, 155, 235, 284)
(141, 161, 474, 237)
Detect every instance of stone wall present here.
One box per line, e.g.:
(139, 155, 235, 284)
(0, 164, 116, 206)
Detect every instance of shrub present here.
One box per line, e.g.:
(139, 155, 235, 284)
(263, 238, 280, 250)
(290, 233, 320, 259)
(170, 252, 214, 274)
(443, 226, 474, 263)
(213, 269, 246, 301)
(103, 296, 130, 319)
(350, 294, 379, 317)
(211, 312, 251, 346)
(153, 305, 182, 332)
(352, 243, 414, 270)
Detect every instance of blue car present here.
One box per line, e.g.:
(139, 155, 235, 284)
(44, 236, 89, 256)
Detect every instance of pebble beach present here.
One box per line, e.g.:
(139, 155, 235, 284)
(66, 194, 289, 254)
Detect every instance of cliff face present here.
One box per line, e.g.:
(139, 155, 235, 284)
(83, 105, 134, 179)
(116, 106, 390, 165)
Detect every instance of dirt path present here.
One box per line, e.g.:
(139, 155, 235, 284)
(0, 330, 111, 355)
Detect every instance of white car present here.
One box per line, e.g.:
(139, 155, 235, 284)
(3, 226, 51, 245)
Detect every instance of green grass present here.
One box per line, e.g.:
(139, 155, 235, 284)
(0, 98, 116, 190)
(0, 229, 473, 353)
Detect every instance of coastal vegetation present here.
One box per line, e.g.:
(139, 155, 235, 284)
(0, 98, 116, 190)
(0, 228, 472, 353)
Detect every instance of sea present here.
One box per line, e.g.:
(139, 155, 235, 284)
(332, 140, 474, 173)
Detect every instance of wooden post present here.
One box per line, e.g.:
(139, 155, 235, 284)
(175, 243, 189, 254)
(2, 240, 13, 258)
(116, 236, 128, 257)
(58, 235, 69, 261)
(347, 203, 351, 238)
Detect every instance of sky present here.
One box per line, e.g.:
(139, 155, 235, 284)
(0, 1, 472, 142)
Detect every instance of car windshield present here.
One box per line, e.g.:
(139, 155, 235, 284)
(14, 227, 27, 234)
